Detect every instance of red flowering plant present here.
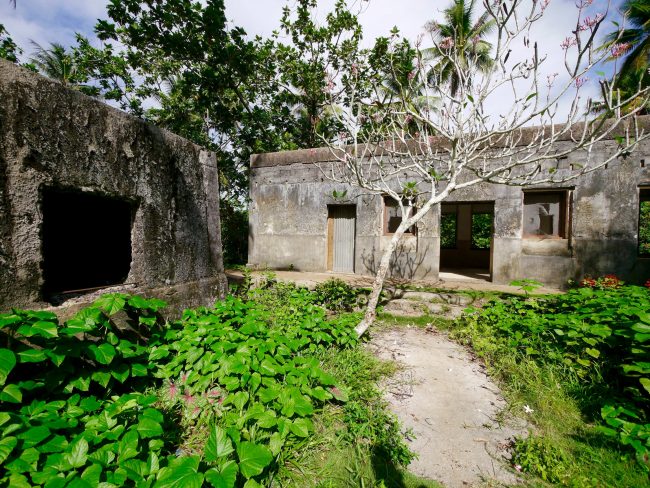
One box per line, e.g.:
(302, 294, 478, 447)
(579, 274, 623, 290)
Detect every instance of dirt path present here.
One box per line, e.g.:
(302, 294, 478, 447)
(369, 327, 527, 487)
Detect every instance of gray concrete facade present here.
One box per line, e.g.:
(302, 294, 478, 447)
(0, 60, 227, 314)
(249, 125, 650, 288)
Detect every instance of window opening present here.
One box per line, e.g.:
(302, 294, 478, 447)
(523, 191, 568, 238)
(383, 196, 416, 235)
(639, 189, 650, 256)
(41, 188, 135, 304)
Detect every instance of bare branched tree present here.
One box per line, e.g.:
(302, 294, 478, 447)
(321, 0, 650, 337)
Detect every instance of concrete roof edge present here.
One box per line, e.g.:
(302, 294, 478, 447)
(251, 114, 650, 168)
(0, 59, 214, 158)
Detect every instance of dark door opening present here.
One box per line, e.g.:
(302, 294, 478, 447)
(41, 188, 135, 303)
(440, 202, 494, 279)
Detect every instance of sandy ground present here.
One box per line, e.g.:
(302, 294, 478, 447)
(369, 327, 527, 487)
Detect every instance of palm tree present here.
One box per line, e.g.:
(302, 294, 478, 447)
(29, 41, 77, 86)
(425, 0, 495, 96)
(601, 0, 649, 114)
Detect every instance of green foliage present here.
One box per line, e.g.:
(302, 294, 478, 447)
(454, 286, 650, 472)
(512, 435, 571, 483)
(640, 201, 650, 255)
(440, 212, 457, 249)
(0, 24, 20, 63)
(313, 278, 361, 312)
(220, 203, 248, 267)
(470, 212, 492, 249)
(0, 283, 378, 486)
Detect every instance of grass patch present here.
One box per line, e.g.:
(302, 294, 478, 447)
(376, 312, 454, 330)
(280, 347, 441, 488)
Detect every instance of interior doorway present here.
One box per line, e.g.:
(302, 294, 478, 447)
(439, 202, 494, 280)
(41, 187, 135, 303)
(327, 205, 356, 273)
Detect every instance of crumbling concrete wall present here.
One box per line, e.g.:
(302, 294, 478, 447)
(249, 124, 650, 288)
(0, 60, 227, 314)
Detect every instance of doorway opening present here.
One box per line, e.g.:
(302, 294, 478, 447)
(439, 202, 494, 281)
(327, 205, 356, 273)
(41, 187, 136, 303)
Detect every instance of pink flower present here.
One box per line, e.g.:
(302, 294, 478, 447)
(439, 37, 455, 50)
(407, 70, 416, 81)
(575, 77, 588, 88)
(546, 72, 559, 87)
(515, 464, 523, 472)
(541, 0, 551, 11)
(561, 37, 577, 50)
(611, 42, 631, 58)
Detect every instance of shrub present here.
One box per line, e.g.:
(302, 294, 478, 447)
(313, 278, 359, 312)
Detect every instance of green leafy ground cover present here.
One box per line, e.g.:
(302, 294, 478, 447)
(443, 285, 650, 486)
(0, 281, 425, 487)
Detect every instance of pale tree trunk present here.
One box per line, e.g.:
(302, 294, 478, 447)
(355, 222, 409, 337)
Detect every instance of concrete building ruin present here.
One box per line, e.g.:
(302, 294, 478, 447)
(249, 120, 650, 288)
(0, 60, 227, 314)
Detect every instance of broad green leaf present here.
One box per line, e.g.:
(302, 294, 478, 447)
(81, 464, 103, 485)
(258, 386, 280, 403)
(585, 348, 600, 359)
(131, 363, 148, 377)
(1, 384, 22, 403)
(7, 473, 30, 488)
(136, 418, 163, 439)
(19, 425, 51, 448)
(0, 436, 17, 464)
(205, 461, 238, 488)
(154, 455, 203, 488)
(0, 349, 16, 385)
(41, 435, 69, 453)
(243, 479, 262, 488)
(89, 343, 116, 365)
(30, 321, 59, 338)
(92, 371, 112, 388)
(17, 348, 47, 363)
(94, 294, 127, 315)
(204, 425, 234, 463)
(118, 429, 139, 463)
(236, 442, 272, 479)
(67, 437, 89, 469)
(289, 418, 313, 437)
(111, 363, 130, 383)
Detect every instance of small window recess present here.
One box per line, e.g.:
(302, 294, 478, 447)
(523, 189, 571, 239)
(383, 196, 417, 235)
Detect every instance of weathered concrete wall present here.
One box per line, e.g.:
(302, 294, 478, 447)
(0, 60, 227, 313)
(249, 122, 650, 288)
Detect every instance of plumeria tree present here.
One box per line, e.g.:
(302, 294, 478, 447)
(321, 0, 650, 337)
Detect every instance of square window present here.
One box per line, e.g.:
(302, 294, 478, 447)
(383, 196, 416, 235)
(523, 191, 569, 238)
(639, 189, 650, 256)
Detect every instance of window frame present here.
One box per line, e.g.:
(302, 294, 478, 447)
(522, 189, 571, 240)
(638, 187, 650, 257)
(383, 196, 417, 235)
